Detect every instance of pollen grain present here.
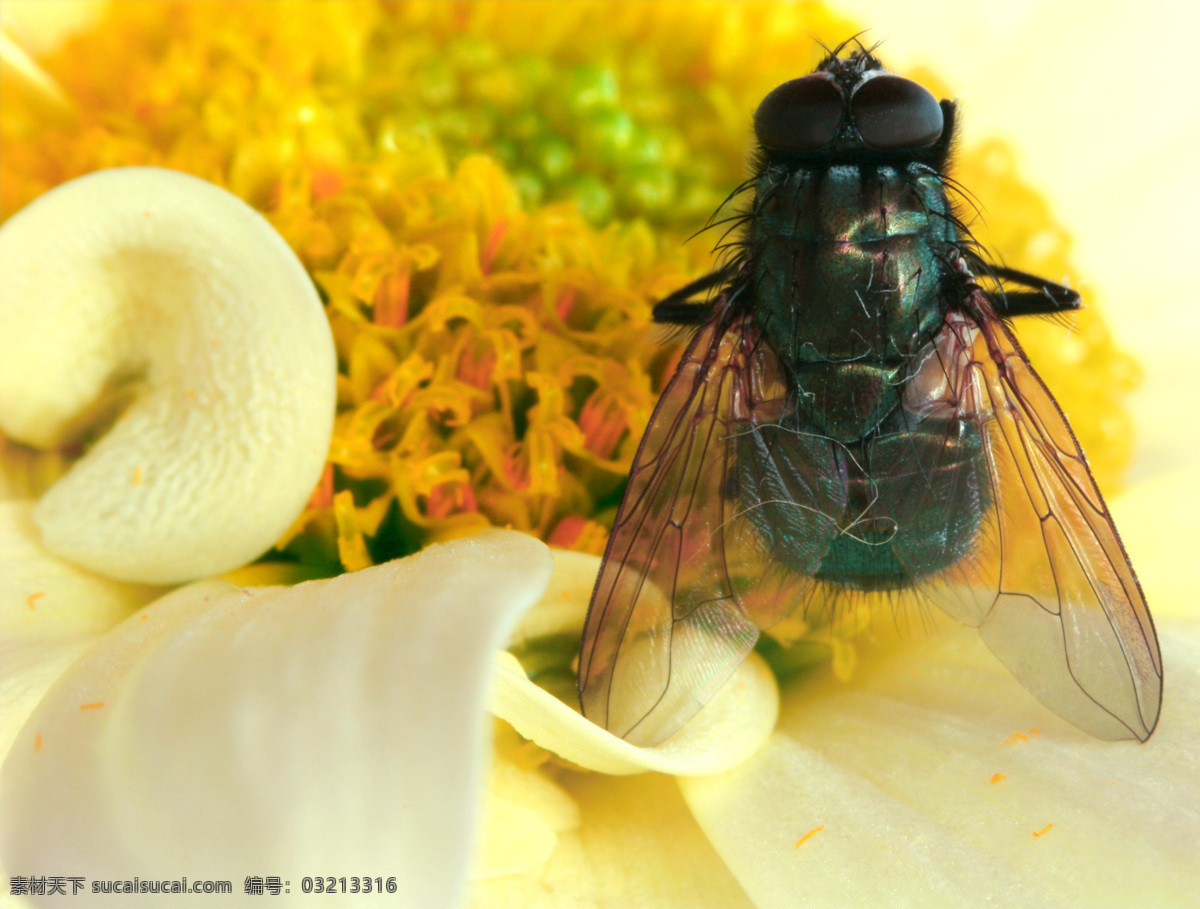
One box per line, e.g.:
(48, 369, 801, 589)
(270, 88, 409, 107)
(794, 825, 825, 848)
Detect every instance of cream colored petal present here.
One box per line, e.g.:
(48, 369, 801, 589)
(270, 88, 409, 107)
(1, 530, 553, 909)
(0, 167, 337, 584)
(681, 621, 1200, 908)
(0, 500, 161, 761)
(471, 771, 754, 909)
(491, 549, 779, 776)
(473, 747, 578, 881)
(506, 549, 600, 646)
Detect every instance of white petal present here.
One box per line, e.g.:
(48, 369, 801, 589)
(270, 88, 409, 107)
(490, 550, 779, 777)
(0, 530, 554, 908)
(506, 548, 600, 646)
(493, 651, 776, 777)
(0, 167, 337, 584)
(0, 499, 160, 759)
(680, 622, 1200, 908)
(471, 772, 755, 909)
(473, 748, 577, 880)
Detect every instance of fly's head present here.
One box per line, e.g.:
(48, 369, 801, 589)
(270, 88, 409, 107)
(753, 47, 957, 170)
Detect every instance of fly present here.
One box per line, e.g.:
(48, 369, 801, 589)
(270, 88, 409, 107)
(578, 42, 1162, 747)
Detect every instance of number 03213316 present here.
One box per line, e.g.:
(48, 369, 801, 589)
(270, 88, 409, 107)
(300, 876, 398, 894)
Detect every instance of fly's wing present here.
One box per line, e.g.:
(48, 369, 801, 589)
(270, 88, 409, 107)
(579, 312, 844, 746)
(886, 306, 1162, 741)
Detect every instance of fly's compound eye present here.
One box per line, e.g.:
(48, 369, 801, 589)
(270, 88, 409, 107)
(754, 75, 843, 151)
(852, 74, 944, 149)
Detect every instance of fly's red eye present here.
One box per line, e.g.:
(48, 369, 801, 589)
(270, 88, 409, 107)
(852, 74, 944, 148)
(753, 75, 843, 151)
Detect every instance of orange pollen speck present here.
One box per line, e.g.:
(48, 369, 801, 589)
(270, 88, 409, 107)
(26, 592, 43, 610)
(132, 465, 143, 484)
(991, 773, 1006, 784)
(33, 733, 42, 753)
(1033, 823, 1054, 837)
(793, 825, 824, 848)
(1000, 731, 1030, 746)
(78, 702, 105, 711)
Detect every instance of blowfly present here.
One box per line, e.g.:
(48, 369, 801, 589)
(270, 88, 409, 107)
(578, 44, 1162, 747)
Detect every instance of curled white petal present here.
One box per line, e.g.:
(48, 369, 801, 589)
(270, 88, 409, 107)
(0, 167, 336, 583)
(0, 530, 554, 906)
(491, 549, 779, 776)
(507, 548, 605, 645)
(493, 650, 778, 777)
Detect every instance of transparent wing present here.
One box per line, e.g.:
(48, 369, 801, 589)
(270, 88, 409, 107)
(886, 306, 1162, 740)
(578, 312, 844, 746)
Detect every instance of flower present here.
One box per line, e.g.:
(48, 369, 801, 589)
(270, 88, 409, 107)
(3, 486, 1199, 906)
(0, 167, 336, 584)
(3, 2, 1199, 907)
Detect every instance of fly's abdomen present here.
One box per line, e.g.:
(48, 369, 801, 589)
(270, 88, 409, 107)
(814, 420, 990, 590)
(733, 416, 990, 591)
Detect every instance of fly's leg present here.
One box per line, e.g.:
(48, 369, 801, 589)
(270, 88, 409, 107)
(984, 265, 1081, 317)
(652, 269, 731, 324)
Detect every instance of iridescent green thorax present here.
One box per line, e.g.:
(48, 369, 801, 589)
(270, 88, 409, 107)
(746, 161, 958, 442)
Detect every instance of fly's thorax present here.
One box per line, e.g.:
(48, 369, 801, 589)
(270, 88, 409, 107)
(746, 161, 958, 441)
(747, 161, 956, 357)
